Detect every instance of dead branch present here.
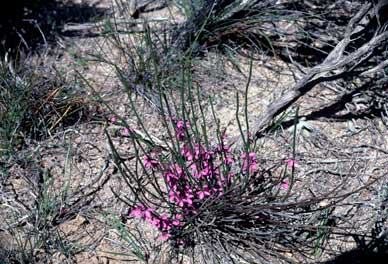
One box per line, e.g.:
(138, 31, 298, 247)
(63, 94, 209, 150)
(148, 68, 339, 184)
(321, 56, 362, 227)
(131, 0, 168, 19)
(62, 17, 168, 34)
(251, 1, 388, 139)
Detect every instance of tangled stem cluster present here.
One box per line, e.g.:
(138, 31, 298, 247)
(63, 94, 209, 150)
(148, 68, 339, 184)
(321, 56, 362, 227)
(129, 117, 259, 242)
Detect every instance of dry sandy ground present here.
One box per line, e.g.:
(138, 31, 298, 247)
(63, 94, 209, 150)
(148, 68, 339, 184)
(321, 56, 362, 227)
(1, 1, 387, 263)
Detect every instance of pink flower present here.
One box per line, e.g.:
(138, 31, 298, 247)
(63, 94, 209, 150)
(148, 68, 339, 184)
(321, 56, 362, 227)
(189, 163, 198, 176)
(185, 192, 194, 200)
(281, 179, 290, 190)
(143, 208, 154, 219)
(129, 205, 144, 218)
(164, 171, 176, 184)
(197, 185, 211, 200)
(241, 152, 258, 172)
(284, 159, 299, 168)
(224, 156, 234, 165)
(172, 219, 180, 226)
(150, 217, 160, 227)
(197, 191, 206, 200)
(171, 163, 183, 177)
(143, 155, 159, 169)
(158, 233, 171, 241)
(172, 214, 182, 226)
(194, 144, 202, 160)
(176, 197, 185, 207)
(176, 120, 185, 129)
(216, 145, 231, 153)
(199, 167, 211, 178)
(181, 145, 193, 161)
(110, 116, 117, 123)
(175, 214, 183, 220)
(173, 119, 189, 141)
(202, 150, 214, 160)
(121, 127, 130, 136)
(183, 198, 193, 206)
(177, 132, 185, 141)
(249, 162, 258, 172)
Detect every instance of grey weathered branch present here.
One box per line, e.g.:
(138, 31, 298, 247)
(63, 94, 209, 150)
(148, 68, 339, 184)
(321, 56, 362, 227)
(251, 1, 388, 139)
(62, 17, 168, 34)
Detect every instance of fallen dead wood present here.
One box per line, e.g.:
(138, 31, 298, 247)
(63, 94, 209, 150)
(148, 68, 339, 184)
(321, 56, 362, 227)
(130, 0, 168, 19)
(62, 17, 168, 35)
(251, 0, 388, 139)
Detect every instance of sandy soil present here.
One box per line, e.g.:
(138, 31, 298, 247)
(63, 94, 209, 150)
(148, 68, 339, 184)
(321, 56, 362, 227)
(1, 1, 387, 263)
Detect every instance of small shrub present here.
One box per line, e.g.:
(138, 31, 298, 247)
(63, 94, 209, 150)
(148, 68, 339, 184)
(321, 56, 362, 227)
(106, 63, 334, 262)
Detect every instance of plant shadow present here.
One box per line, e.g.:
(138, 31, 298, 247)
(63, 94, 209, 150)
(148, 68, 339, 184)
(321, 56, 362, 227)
(321, 234, 387, 264)
(0, 0, 108, 55)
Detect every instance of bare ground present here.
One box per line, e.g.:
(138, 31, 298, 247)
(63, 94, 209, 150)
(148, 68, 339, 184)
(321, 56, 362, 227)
(1, 1, 387, 263)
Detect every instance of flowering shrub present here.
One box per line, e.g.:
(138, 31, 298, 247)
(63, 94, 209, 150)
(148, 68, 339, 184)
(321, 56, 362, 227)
(107, 113, 336, 262)
(129, 116, 260, 244)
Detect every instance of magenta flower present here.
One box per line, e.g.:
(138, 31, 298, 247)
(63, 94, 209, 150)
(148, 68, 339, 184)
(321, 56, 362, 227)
(224, 156, 234, 165)
(199, 167, 211, 179)
(173, 119, 190, 141)
(131, 121, 271, 243)
(150, 217, 160, 227)
(176, 120, 185, 129)
(175, 214, 183, 220)
(189, 163, 198, 177)
(197, 184, 211, 200)
(216, 144, 231, 153)
(110, 116, 117, 123)
(202, 150, 214, 161)
(121, 127, 130, 136)
(183, 198, 193, 206)
(170, 163, 183, 177)
(182, 144, 194, 161)
(129, 207, 143, 218)
(194, 144, 202, 160)
(172, 219, 180, 226)
(241, 152, 258, 173)
(143, 155, 159, 169)
(143, 208, 154, 219)
(284, 159, 299, 168)
(281, 178, 290, 190)
(197, 191, 208, 200)
(158, 233, 171, 241)
(129, 205, 146, 218)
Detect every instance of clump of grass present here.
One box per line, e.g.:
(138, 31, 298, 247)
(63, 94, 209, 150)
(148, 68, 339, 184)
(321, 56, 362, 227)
(0, 53, 91, 174)
(1, 141, 111, 263)
(1, 170, 77, 263)
(171, 0, 366, 65)
(91, 0, 198, 111)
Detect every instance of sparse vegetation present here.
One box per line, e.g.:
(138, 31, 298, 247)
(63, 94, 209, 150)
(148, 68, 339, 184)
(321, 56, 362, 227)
(1, 0, 387, 263)
(0, 52, 92, 178)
